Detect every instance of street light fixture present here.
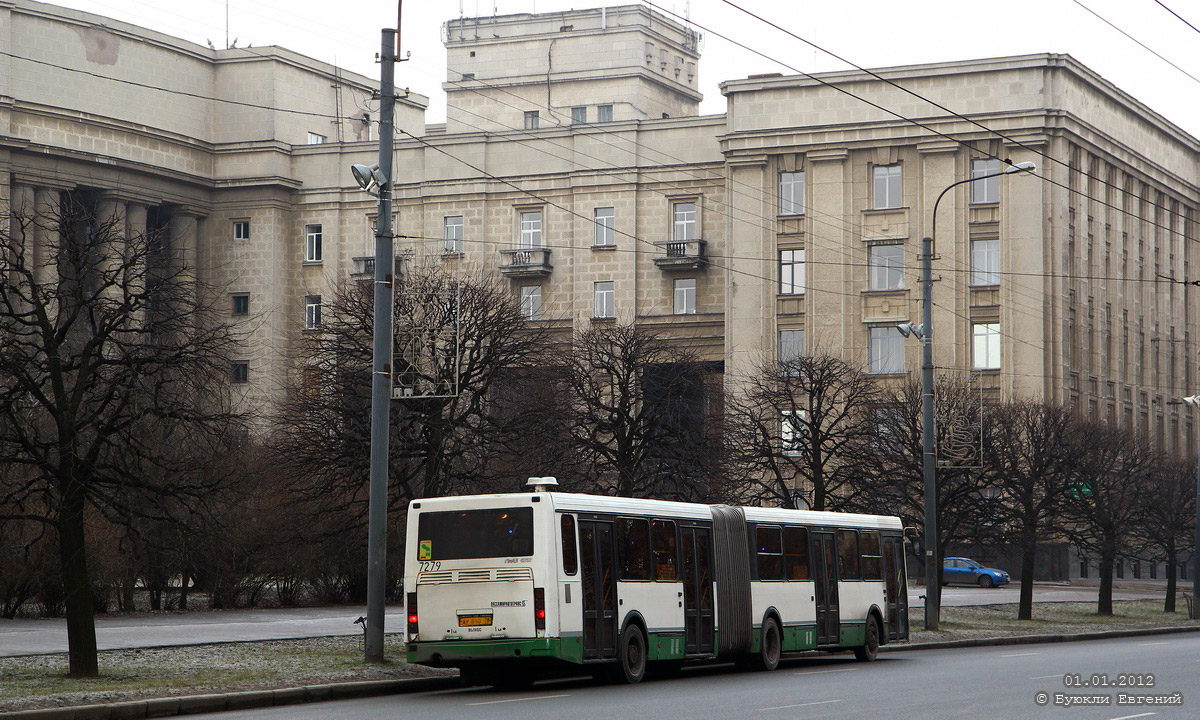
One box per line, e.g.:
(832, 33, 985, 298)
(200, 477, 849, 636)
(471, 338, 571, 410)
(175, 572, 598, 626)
(1166, 394, 1200, 619)
(915, 159, 1037, 631)
(351, 163, 388, 197)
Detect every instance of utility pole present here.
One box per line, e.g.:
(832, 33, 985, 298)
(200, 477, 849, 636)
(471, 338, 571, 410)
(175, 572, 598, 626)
(364, 25, 397, 664)
(919, 233, 939, 631)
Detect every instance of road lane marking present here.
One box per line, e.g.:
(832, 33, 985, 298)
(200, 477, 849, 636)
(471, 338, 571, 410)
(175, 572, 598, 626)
(1029, 674, 1061, 680)
(465, 694, 569, 706)
(1000, 652, 1041, 657)
(1136, 641, 1168, 646)
(794, 667, 860, 675)
(757, 700, 842, 712)
(1106, 713, 1156, 720)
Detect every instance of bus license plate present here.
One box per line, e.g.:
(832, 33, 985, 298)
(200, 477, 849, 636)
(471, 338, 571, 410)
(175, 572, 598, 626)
(458, 614, 493, 627)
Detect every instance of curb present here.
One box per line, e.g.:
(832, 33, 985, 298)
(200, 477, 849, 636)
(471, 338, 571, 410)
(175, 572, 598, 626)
(5, 625, 1199, 719)
(0, 677, 461, 720)
(881, 623, 1200, 653)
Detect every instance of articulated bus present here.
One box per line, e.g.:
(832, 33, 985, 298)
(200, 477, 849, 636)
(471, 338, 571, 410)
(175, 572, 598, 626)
(404, 478, 910, 687)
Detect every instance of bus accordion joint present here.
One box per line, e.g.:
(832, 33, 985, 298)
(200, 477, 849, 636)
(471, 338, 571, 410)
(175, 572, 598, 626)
(407, 592, 418, 634)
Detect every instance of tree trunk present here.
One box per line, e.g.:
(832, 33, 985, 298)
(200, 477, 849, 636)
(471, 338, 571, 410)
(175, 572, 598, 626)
(1165, 546, 1177, 613)
(58, 483, 99, 677)
(1097, 552, 1115, 616)
(1018, 537, 1037, 621)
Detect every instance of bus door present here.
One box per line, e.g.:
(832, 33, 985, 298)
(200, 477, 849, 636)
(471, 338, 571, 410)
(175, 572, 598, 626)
(680, 525, 715, 654)
(579, 519, 617, 658)
(882, 535, 909, 641)
(811, 531, 840, 645)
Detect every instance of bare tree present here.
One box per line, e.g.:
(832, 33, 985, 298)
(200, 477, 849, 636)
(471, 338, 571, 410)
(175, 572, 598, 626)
(1131, 456, 1195, 613)
(982, 401, 1082, 620)
(846, 374, 988, 586)
(724, 353, 878, 510)
(1061, 419, 1156, 615)
(0, 198, 246, 676)
(273, 267, 553, 527)
(564, 324, 723, 500)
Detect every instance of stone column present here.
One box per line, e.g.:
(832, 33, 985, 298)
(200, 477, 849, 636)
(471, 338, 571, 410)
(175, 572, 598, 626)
(96, 193, 128, 303)
(32, 187, 62, 297)
(723, 155, 770, 390)
(170, 210, 201, 310)
(126, 202, 149, 323)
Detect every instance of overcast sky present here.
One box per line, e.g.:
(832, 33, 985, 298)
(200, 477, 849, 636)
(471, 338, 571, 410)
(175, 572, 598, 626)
(52, 0, 1200, 139)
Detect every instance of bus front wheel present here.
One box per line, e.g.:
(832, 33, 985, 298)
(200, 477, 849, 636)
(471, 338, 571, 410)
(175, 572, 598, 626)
(854, 616, 880, 662)
(617, 625, 648, 684)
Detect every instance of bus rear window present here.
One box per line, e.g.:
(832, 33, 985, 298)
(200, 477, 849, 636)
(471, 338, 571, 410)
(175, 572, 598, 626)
(417, 507, 533, 560)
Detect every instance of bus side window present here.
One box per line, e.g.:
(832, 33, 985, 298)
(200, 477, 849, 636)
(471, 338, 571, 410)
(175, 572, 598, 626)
(617, 517, 651, 581)
(784, 526, 809, 580)
(651, 520, 677, 581)
(860, 531, 882, 580)
(837, 529, 861, 580)
(561, 514, 578, 576)
(756, 525, 784, 581)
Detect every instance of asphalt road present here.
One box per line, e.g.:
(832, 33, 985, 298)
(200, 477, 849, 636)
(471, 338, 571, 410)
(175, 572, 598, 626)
(0, 584, 1167, 657)
(179, 633, 1200, 720)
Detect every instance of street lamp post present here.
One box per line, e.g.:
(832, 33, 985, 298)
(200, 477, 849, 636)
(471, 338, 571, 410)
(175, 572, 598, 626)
(1167, 394, 1200, 619)
(906, 160, 1035, 631)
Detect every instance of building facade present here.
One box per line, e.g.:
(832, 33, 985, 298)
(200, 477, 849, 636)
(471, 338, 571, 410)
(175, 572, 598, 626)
(3, 0, 1199, 463)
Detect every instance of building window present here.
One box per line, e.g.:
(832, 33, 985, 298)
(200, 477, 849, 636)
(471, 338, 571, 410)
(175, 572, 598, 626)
(305, 295, 322, 330)
(674, 278, 696, 314)
(594, 281, 615, 318)
(231, 293, 249, 316)
(973, 323, 1001, 369)
(779, 171, 805, 215)
(571, 106, 587, 124)
(781, 410, 807, 456)
(231, 361, 249, 384)
(672, 201, 697, 241)
(524, 111, 540, 129)
(779, 329, 805, 364)
(971, 239, 999, 286)
(305, 224, 323, 262)
(233, 220, 250, 241)
(872, 164, 902, 209)
(779, 249, 805, 295)
(307, 132, 326, 145)
(597, 104, 613, 123)
(518, 210, 542, 248)
(868, 244, 905, 290)
(520, 285, 541, 320)
(869, 327, 904, 374)
(443, 215, 464, 253)
(971, 159, 1001, 204)
(594, 207, 615, 246)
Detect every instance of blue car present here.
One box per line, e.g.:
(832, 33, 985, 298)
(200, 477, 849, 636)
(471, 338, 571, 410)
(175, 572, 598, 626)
(943, 557, 1010, 587)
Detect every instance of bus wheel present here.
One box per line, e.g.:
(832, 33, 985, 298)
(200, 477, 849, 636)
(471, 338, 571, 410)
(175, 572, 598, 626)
(854, 616, 880, 662)
(618, 625, 648, 684)
(755, 617, 782, 671)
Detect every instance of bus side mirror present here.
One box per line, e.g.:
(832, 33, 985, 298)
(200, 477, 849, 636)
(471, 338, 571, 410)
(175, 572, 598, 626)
(903, 526, 919, 541)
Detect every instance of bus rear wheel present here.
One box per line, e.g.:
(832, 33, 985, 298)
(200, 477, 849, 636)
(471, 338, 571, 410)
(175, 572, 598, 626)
(754, 617, 782, 671)
(617, 625, 648, 684)
(853, 616, 880, 662)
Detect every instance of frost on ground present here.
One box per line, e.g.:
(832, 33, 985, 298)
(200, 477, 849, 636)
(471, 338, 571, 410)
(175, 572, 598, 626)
(0, 635, 453, 712)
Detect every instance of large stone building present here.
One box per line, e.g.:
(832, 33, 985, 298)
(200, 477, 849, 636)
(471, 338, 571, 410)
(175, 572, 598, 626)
(3, 0, 1199, 465)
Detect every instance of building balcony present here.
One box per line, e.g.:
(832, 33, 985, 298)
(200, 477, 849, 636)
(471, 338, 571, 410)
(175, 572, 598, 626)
(499, 247, 553, 278)
(351, 256, 403, 280)
(654, 239, 707, 271)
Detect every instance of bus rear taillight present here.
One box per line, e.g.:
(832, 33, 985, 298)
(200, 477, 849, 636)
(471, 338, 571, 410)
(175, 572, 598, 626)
(407, 592, 419, 634)
(533, 587, 546, 630)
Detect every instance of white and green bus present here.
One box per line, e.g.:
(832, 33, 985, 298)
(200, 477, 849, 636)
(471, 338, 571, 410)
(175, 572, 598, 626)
(404, 478, 909, 687)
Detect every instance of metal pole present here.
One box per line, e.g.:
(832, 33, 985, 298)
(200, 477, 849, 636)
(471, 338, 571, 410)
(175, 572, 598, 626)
(365, 27, 397, 664)
(920, 233, 938, 631)
(1194, 431, 1199, 619)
